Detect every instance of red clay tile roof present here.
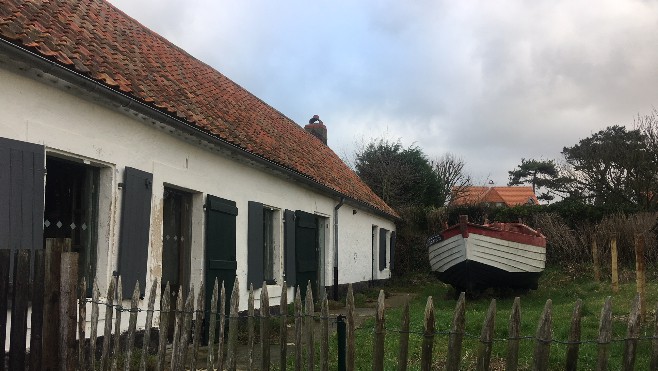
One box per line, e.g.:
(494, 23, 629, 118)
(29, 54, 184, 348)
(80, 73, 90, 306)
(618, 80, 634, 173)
(0, 0, 397, 218)
(451, 186, 538, 207)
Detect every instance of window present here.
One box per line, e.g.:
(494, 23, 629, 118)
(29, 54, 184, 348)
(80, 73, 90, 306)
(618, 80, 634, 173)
(248, 202, 281, 288)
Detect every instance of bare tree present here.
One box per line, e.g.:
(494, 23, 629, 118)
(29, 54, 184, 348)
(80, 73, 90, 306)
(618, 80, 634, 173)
(433, 153, 471, 205)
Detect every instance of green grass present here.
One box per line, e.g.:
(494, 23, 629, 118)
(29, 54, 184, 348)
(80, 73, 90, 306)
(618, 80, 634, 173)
(326, 265, 658, 370)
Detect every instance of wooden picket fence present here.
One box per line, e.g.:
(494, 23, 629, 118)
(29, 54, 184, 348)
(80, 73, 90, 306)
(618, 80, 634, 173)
(3, 246, 658, 370)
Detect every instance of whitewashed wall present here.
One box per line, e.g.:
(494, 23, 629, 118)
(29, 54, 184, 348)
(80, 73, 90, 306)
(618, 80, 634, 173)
(0, 63, 395, 318)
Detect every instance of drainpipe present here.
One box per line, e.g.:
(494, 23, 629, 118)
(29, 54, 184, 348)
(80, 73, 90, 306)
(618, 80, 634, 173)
(333, 197, 345, 301)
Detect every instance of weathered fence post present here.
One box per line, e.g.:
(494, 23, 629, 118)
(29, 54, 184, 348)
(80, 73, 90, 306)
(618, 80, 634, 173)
(634, 234, 647, 320)
(372, 290, 386, 371)
(9, 250, 31, 371)
(207, 278, 218, 371)
(111, 277, 124, 371)
(247, 284, 255, 371)
(124, 282, 140, 371)
(592, 238, 600, 282)
(260, 283, 271, 371)
(476, 299, 496, 371)
(78, 278, 87, 371)
(217, 281, 227, 371)
(320, 290, 329, 371)
(610, 237, 619, 293)
(565, 299, 582, 371)
(596, 297, 613, 371)
(346, 284, 355, 371)
(279, 281, 288, 371)
(140, 279, 158, 371)
(101, 277, 116, 371)
(170, 286, 184, 371)
(226, 277, 239, 371)
(397, 298, 410, 371)
(43, 239, 67, 370)
(506, 297, 521, 371)
(294, 287, 303, 371)
(305, 281, 315, 370)
(59, 251, 78, 371)
(90, 282, 100, 371)
(29, 249, 45, 371)
(179, 286, 195, 370)
(446, 292, 466, 371)
(337, 315, 347, 371)
(421, 296, 435, 371)
(191, 282, 204, 371)
(532, 299, 552, 371)
(155, 282, 170, 371)
(622, 294, 641, 371)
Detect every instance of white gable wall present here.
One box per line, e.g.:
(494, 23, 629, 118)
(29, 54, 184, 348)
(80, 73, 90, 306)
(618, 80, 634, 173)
(0, 63, 395, 318)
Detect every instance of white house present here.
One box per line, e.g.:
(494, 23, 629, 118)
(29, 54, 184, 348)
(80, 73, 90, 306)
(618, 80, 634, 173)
(0, 0, 397, 319)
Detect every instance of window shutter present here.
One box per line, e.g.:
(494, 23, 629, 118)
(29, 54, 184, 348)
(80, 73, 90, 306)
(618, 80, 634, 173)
(0, 137, 45, 279)
(390, 231, 396, 271)
(283, 209, 295, 287)
(118, 167, 153, 298)
(379, 228, 388, 271)
(247, 201, 264, 289)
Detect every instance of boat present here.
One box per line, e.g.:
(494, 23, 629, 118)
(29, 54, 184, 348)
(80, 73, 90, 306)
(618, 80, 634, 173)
(427, 215, 546, 291)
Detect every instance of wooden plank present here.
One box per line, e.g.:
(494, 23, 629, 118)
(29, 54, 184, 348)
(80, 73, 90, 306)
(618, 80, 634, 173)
(100, 277, 116, 371)
(446, 292, 466, 371)
(123, 282, 140, 371)
(635, 234, 647, 320)
(294, 287, 303, 371)
(43, 239, 65, 371)
(178, 286, 195, 370)
(611, 237, 619, 293)
(476, 299, 496, 371)
(139, 280, 157, 371)
(421, 296, 435, 371)
(90, 281, 100, 371)
(346, 284, 355, 371)
(0, 250, 9, 369)
(78, 278, 87, 371)
(191, 282, 204, 371)
(305, 281, 315, 371)
(596, 297, 613, 371)
(207, 278, 218, 371)
(111, 277, 124, 371)
(320, 290, 329, 371)
(279, 281, 288, 371)
(506, 297, 521, 371)
(155, 282, 170, 371)
(565, 299, 583, 371)
(28, 249, 45, 371)
(260, 282, 271, 371)
(622, 294, 641, 371)
(9, 249, 30, 371)
(226, 277, 239, 371)
(592, 238, 600, 282)
(651, 301, 658, 370)
(248, 284, 255, 371)
(532, 299, 552, 371)
(373, 290, 386, 371)
(170, 286, 184, 371)
(60, 252, 79, 371)
(396, 298, 410, 371)
(217, 281, 227, 371)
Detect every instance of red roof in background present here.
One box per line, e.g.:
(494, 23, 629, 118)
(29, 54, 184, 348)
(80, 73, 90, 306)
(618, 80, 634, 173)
(451, 186, 539, 207)
(0, 0, 397, 218)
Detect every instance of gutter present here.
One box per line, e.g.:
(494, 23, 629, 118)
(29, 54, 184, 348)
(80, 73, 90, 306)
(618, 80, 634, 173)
(0, 38, 399, 220)
(333, 197, 345, 301)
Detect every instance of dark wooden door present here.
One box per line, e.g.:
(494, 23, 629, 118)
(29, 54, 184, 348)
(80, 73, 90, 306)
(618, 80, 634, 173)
(295, 210, 318, 300)
(204, 195, 238, 331)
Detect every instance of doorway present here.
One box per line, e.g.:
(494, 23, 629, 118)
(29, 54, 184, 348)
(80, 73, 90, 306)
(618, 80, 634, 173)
(162, 187, 192, 337)
(43, 156, 99, 295)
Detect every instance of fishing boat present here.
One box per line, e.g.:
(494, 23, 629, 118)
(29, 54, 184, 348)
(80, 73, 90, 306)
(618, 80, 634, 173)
(427, 215, 546, 290)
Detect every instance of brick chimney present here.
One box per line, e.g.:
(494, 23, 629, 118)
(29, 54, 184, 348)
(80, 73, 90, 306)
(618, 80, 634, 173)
(305, 114, 327, 145)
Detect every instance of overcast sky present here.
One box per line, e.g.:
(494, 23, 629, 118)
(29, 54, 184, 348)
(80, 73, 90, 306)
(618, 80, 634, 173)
(108, 0, 658, 185)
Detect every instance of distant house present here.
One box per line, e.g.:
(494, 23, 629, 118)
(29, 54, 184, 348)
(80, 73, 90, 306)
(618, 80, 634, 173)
(0, 0, 398, 326)
(450, 186, 539, 207)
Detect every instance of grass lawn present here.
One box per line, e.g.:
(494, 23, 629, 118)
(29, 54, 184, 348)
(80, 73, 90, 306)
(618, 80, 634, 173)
(327, 265, 658, 370)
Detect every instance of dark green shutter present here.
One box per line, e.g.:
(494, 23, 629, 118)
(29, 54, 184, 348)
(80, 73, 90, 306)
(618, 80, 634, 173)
(390, 231, 396, 271)
(295, 210, 317, 299)
(118, 167, 153, 297)
(205, 195, 238, 321)
(247, 201, 264, 289)
(379, 228, 388, 271)
(283, 210, 295, 287)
